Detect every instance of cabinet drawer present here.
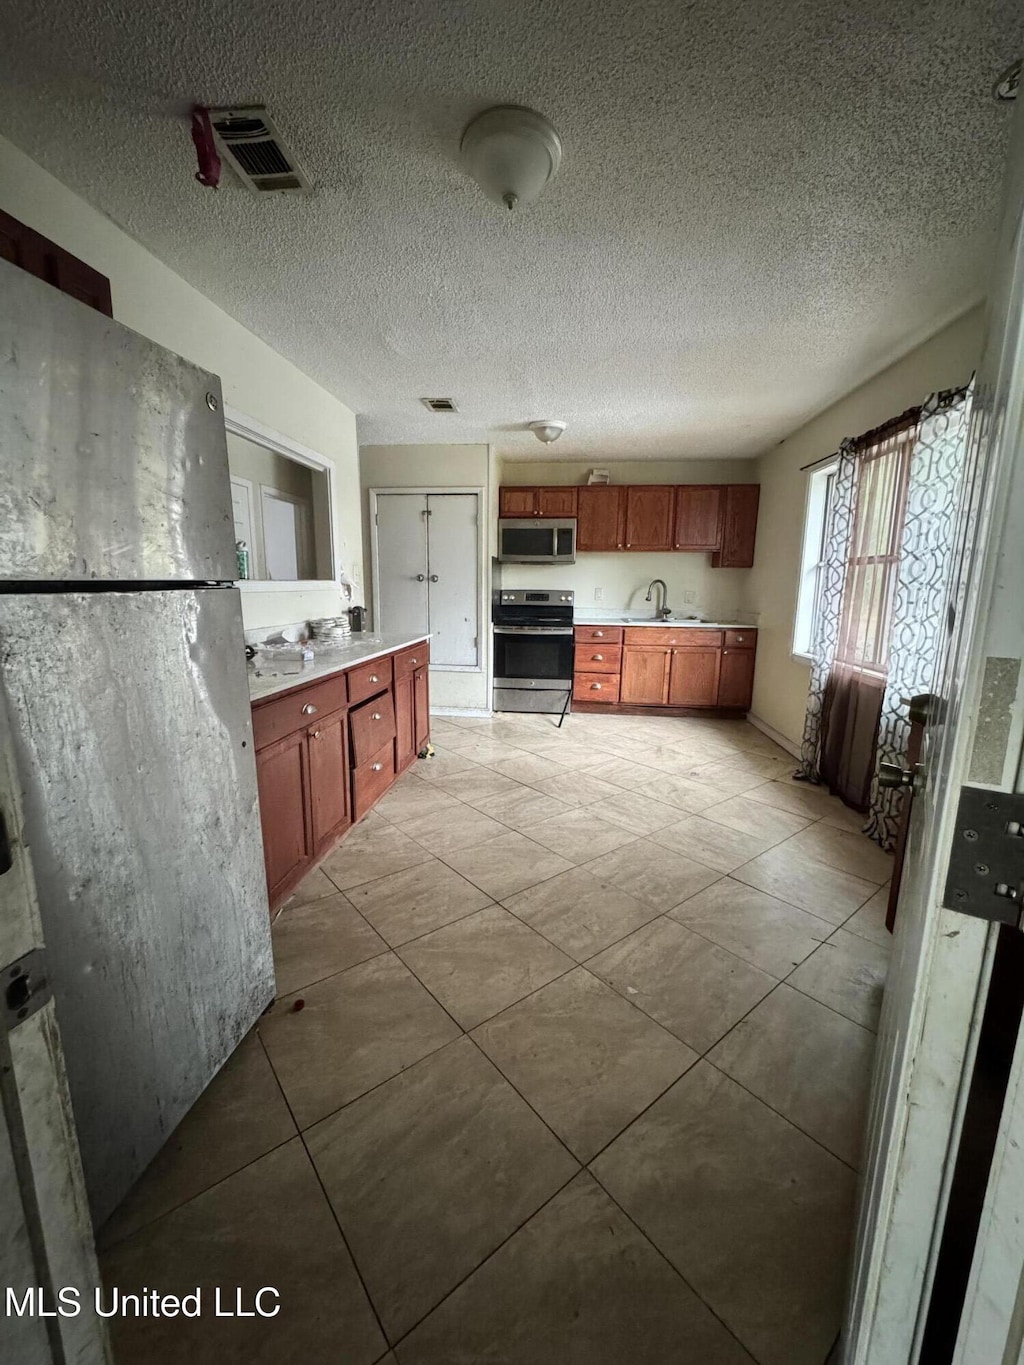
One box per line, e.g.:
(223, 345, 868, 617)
(623, 627, 723, 648)
(724, 629, 756, 649)
(252, 673, 348, 751)
(574, 625, 623, 644)
(394, 640, 430, 680)
(352, 739, 396, 819)
(574, 645, 621, 673)
(573, 672, 621, 703)
(350, 693, 397, 766)
(348, 655, 393, 706)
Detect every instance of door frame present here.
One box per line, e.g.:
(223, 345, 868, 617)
(369, 487, 486, 674)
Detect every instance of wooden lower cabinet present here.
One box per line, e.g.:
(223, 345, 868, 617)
(620, 647, 671, 706)
(253, 638, 430, 910)
(718, 646, 757, 709)
(668, 648, 721, 707)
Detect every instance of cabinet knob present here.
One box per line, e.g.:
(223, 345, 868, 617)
(311, 729, 322, 739)
(735, 635, 745, 642)
(411, 658, 418, 665)
(626, 542, 631, 547)
(371, 762, 383, 772)
(723, 650, 730, 655)
(302, 703, 317, 715)
(369, 674, 380, 683)
(371, 712, 382, 721)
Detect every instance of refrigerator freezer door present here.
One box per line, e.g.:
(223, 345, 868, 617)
(0, 258, 237, 582)
(0, 588, 274, 1225)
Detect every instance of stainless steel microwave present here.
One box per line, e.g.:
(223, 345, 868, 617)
(497, 518, 576, 563)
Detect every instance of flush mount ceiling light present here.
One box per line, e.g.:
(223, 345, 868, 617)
(529, 419, 567, 444)
(460, 106, 562, 212)
(994, 58, 1020, 101)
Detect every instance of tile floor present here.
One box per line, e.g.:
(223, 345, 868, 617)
(99, 709, 893, 1365)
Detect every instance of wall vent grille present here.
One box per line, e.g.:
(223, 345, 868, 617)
(208, 106, 312, 195)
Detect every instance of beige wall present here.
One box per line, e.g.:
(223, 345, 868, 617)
(748, 304, 987, 750)
(360, 443, 491, 712)
(498, 457, 758, 620)
(0, 134, 361, 632)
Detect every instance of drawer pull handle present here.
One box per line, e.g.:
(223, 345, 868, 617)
(593, 654, 604, 661)
(594, 631, 605, 638)
(371, 762, 383, 772)
(411, 658, 418, 665)
(302, 703, 318, 715)
(591, 683, 602, 690)
(369, 674, 380, 683)
(371, 712, 382, 721)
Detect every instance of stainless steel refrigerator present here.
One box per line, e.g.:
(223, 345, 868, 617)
(0, 260, 275, 1227)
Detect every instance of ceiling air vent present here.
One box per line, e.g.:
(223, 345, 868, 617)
(208, 106, 312, 195)
(421, 397, 459, 413)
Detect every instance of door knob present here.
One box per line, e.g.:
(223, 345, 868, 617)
(878, 761, 924, 790)
(415, 574, 425, 581)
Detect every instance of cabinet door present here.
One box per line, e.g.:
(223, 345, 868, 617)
(718, 648, 756, 709)
(620, 648, 670, 705)
(499, 487, 538, 517)
(537, 487, 578, 517)
(668, 649, 721, 707)
(255, 730, 311, 903)
(576, 486, 625, 551)
(414, 666, 430, 753)
(713, 485, 760, 568)
(674, 487, 723, 551)
(395, 672, 416, 772)
(624, 486, 673, 551)
(307, 709, 350, 850)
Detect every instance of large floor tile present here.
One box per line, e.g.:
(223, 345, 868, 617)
(472, 969, 696, 1160)
(399, 803, 509, 856)
(101, 1140, 385, 1365)
(452, 738, 536, 766)
(788, 927, 890, 1031)
(732, 845, 879, 925)
(523, 739, 612, 770)
(443, 830, 574, 900)
(259, 954, 460, 1128)
(474, 784, 575, 831)
(503, 866, 660, 961)
(432, 765, 523, 803)
(374, 777, 463, 825)
(285, 865, 337, 907)
(781, 822, 895, 885)
(321, 821, 433, 891)
(345, 858, 493, 946)
(412, 748, 481, 782)
(744, 778, 841, 821)
(528, 770, 627, 808)
(307, 1038, 577, 1341)
(583, 756, 662, 790)
(669, 879, 830, 978)
(583, 838, 720, 913)
(651, 814, 778, 873)
(397, 1172, 754, 1365)
(588, 917, 775, 1052)
(844, 885, 893, 947)
(707, 985, 876, 1166)
(272, 892, 387, 996)
(671, 763, 771, 798)
(398, 905, 573, 1028)
(702, 795, 810, 844)
(522, 807, 638, 863)
(490, 752, 574, 785)
(591, 1062, 856, 1365)
(592, 788, 682, 834)
(99, 1033, 296, 1249)
(634, 772, 729, 814)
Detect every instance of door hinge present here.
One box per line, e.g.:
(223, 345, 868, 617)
(943, 787, 1024, 927)
(3, 948, 51, 1031)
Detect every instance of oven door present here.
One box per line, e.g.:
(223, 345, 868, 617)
(497, 520, 576, 563)
(493, 627, 574, 687)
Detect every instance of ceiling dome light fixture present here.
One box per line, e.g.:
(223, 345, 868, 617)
(460, 106, 562, 211)
(529, 419, 567, 444)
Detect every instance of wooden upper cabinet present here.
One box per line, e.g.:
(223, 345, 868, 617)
(620, 647, 670, 705)
(624, 486, 673, 551)
(577, 486, 625, 551)
(537, 486, 578, 517)
(713, 485, 760, 568)
(0, 208, 113, 317)
(674, 486, 723, 552)
(499, 487, 538, 517)
(668, 648, 721, 707)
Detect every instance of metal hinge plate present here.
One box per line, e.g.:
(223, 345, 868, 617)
(943, 787, 1024, 927)
(3, 948, 51, 1031)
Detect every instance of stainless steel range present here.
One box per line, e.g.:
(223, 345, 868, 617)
(492, 589, 574, 713)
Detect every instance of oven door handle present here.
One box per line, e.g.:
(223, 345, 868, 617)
(492, 626, 574, 636)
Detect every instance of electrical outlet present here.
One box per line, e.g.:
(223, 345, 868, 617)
(594, 587, 604, 602)
(683, 589, 697, 604)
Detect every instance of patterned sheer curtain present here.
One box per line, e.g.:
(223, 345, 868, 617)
(865, 382, 975, 849)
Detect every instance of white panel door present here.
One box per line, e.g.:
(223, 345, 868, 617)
(376, 494, 429, 637)
(427, 494, 479, 667)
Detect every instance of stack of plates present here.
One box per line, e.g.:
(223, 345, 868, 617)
(309, 616, 352, 646)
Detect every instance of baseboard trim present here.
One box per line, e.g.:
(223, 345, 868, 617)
(747, 713, 801, 758)
(430, 706, 493, 718)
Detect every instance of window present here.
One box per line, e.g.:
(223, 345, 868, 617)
(792, 461, 837, 660)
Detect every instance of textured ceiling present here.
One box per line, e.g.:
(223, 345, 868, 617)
(0, 0, 1018, 460)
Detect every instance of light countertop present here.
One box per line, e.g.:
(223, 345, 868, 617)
(248, 633, 430, 703)
(574, 617, 755, 630)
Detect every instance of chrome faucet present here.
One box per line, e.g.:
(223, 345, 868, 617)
(645, 579, 672, 620)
